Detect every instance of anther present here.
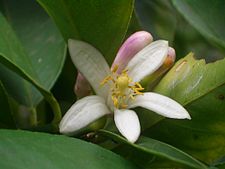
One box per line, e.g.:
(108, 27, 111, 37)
(101, 67, 144, 109)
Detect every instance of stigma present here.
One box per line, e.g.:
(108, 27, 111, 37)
(101, 65, 144, 109)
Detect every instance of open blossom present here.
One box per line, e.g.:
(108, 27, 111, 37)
(60, 32, 191, 143)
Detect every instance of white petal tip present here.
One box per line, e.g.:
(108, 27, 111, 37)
(173, 108, 191, 120)
(126, 134, 140, 143)
(186, 114, 191, 120)
(59, 96, 110, 136)
(59, 124, 64, 133)
(160, 40, 168, 44)
(59, 127, 66, 134)
(172, 111, 191, 120)
(58, 109, 81, 135)
(114, 109, 141, 143)
(164, 109, 191, 120)
(129, 93, 192, 121)
(59, 122, 72, 135)
(154, 40, 168, 47)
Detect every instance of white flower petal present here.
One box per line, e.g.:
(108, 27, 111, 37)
(59, 95, 111, 135)
(126, 40, 168, 82)
(114, 109, 141, 143)
(68, 39, 111, 99)
(128, 92, 191, 119)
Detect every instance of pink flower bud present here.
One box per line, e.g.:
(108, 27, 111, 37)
(74, 72, 92, 98)
(112, 31, 153, 73)
(141, 47, 176, 90)
(163, 47, 176, 68)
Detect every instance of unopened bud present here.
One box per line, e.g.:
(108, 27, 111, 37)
(158, 47, 176, 71)
(112, 31, 153, 73)
(74, 72, 92, 98)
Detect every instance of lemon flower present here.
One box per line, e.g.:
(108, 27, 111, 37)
(60, 33, 191, 143)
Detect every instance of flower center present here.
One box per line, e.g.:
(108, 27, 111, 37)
(101, 65, 144, 109)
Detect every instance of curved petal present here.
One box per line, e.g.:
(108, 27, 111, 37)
(68, 39, 111, 99)
(126, 40, 168, 82)
(60, 95, 111, 135)
(128, 92, 191, 119)
(114, 109, 141, 143)
(112, 31, 153, 73)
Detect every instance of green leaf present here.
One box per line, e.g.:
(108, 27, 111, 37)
(0, 82, 15, 128)
(172, 16, 224, 61)
(0, 1, 66, 125)
(135, 0, 224, 61)
(172, 0, 225, 51)
(137, 53, 225, 164)
(218, 164, 225, 169)
(0, 129, 138, 169)
(135, 52, 225, 133)
(0, 12, 37, 81)
(144, 84, 225, 164)
(2, 0, 66, 91)
(135, 0, 177, 42)
(0, 0, 66, 105)
(99, 130, 208, 169)
(154, 53, 225, 105)
(37, 0, 134, 64)
(137, 53, 225, 133)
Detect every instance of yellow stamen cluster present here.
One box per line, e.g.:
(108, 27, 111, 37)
(101, 65, 144, 109)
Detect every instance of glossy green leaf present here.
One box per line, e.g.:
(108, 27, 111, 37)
(135, 0, 224, 61)
(135, 0, 177, 42)
(137, 53, 225, 164)
(0, 129, 138, 169)
(37, 0, 134, 64)
(137, 53, 225, 132)
(0, 0, 66, 105)
(112, 142, 191, 169)
(0, 0, 66, 125)
(172, 0, 225, 51)
(138, 52, 225, 133)
(99, 130, 208, 169)
(172, 17, 224, 61)
(144, 84, 225, 164)
(154, 53, 225, 105)
(0, 12, 37, 80)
